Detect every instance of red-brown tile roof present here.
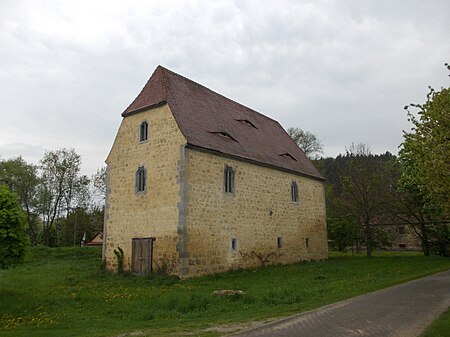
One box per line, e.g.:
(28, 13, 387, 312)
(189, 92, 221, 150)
(122, 66, 324, 181)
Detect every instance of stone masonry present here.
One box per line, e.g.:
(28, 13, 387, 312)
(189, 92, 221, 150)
(183, 149, 328, 276)
(103, 66, 328, 277)
(104, 103, 328, 277)
(104, 104, 186, 273)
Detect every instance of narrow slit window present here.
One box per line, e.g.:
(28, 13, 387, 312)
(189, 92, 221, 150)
(277, 237, 283, 249)
(231, 238, 237, 251)
(305, 238, 309, 248)
(135, 166, 146, 193)
(224, 165, 235, 193)
(139, 121, 148, 142)
(291, 181, 298, 202)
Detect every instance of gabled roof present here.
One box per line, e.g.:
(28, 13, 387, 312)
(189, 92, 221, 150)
(123, 66, 324, 181)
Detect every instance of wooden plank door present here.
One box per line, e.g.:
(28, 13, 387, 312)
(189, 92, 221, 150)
(131, 238, 155, 275)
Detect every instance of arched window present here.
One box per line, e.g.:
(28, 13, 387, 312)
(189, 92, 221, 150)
(139, 121, 148, 142)
(224, 165, 235, 193)
(291, 181, 298, 202)
(135, 166, 146, 193)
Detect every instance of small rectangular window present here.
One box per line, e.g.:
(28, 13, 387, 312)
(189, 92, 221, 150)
(139, 121, 148, 142)
(305, 237, 309, 248)
(231, 238, 237, 251)
(277, 237, 283, 249)
(398, 226, 405, 235)
(224, 165, 235, 193)
(291, 181, 298, 202)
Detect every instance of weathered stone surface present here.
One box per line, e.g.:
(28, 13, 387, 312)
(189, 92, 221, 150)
(104, 104, 185, 274)
(182, 149, 328, 276)
(104, 104, 328, 277)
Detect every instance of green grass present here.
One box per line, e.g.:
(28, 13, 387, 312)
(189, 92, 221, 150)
(0, 247, 449, 337)
(420, 308, 450, 337)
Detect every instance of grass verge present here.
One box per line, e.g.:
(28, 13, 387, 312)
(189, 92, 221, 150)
(419, 308, 450, 337)
(0, 247, 449, 337)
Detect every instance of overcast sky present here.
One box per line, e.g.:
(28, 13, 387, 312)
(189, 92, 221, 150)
(1, 0, 449, 176)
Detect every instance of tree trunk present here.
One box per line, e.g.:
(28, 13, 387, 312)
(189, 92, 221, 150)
(366, 223, 372, 257)
(356, 226, 363, 253)
(420, 223, 430, 256)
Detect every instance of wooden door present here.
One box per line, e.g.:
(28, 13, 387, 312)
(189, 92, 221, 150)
(131, 238, 155, 275)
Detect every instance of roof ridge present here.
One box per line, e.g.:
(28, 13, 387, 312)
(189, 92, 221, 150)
(121, 65, 324, 180)
(157, 65, 168, 99)
(157, 66, 280, 124)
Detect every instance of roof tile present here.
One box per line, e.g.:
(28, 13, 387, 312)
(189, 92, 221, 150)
(122, 66, 324, 181)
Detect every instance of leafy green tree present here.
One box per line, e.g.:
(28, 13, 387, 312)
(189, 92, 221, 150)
(398, 64, 450, 256)
(327, 217, 359, 252)
(287, 127, 324, 159)
(37, 148, 83, 246)
(317, 145, 396, 256)
(0, 185, 28, 269)
(92, 166, 107, 200)
(0, 157, 40, 245)
(59, 207, 90, 246)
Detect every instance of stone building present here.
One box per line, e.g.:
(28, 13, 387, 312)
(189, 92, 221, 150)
(381, 224, 421, 251)
(103, 66, 328, 277)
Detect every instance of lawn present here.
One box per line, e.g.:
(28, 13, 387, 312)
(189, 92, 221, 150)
(420, 308, 450, 337)
(0, 247, 449, 337)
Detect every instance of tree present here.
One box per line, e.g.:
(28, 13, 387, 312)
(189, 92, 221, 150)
(58, 174, 90, 246)
(287, 127, 324, 159)
(37, 148, 83, 246)
(398, 64, 450, 256)
(327, 217, 359, 252)
(58, 205, 104, 247)
(334, 144, 393, 257)
(0, 185, 28, 269)
(0, 157, 40, 244)
(92, 166, 107, 200)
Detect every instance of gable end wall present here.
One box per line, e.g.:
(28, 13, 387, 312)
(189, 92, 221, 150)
(103, 104, 186, 274)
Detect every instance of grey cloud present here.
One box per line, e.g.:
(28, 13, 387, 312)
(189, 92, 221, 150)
(0, 0, 449, 174)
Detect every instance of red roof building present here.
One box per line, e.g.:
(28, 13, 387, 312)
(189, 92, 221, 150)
(103, 66, 328, 277)
(123, 66, 324, 181)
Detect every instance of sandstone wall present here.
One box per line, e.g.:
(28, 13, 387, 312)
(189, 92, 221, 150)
(104, 105, 328, 277)
(104, 105, 186, 273)
(183, 148, 328, 276)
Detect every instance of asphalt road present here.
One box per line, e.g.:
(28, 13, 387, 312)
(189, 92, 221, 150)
(229, 269, 450, 337)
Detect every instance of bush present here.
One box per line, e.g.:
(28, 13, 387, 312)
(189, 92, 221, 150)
(0, 185, 28, 269)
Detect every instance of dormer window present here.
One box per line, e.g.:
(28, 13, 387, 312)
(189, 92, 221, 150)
(235, 118, 257, 129)
(139, 121, 148, 142)
(210, 131, 238, 142)
(218, 132, 231, 139)
(280, 153, 297, 161)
